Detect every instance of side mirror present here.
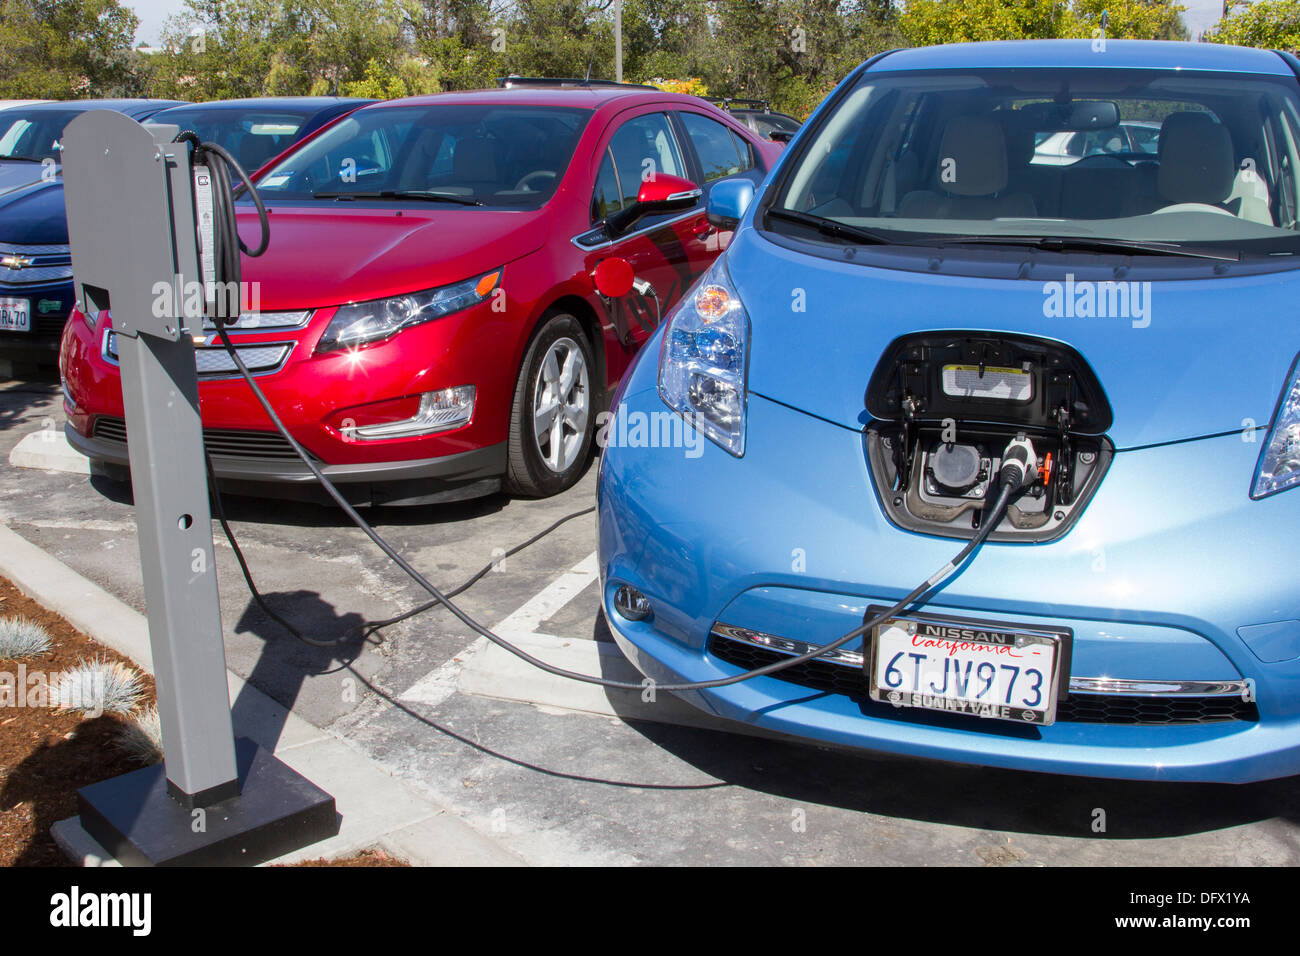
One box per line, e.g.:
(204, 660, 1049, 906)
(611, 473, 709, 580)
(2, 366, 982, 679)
(706, 178, 754, 231)
(768, 129, 795, 144)
(607, 173, 700, 237)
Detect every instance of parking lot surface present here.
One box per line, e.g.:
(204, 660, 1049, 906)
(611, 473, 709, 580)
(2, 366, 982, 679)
(4, 376, 1300, 865)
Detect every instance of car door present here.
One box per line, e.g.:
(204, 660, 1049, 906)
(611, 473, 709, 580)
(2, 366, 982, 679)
(578, 108, 700, 349)
(670, 108, 767, 265)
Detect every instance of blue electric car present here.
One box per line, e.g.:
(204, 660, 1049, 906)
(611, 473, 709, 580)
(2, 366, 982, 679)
(596, 40, 1300, 784)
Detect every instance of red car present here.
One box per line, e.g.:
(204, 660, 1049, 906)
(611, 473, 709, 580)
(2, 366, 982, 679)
(61, 83, 781, 504)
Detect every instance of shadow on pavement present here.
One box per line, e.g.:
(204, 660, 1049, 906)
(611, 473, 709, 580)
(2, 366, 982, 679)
(608, 702, 1300, 841)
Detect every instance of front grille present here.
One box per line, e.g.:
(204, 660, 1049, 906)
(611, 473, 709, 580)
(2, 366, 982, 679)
(104, 331, 291, 376)
(0, 243, 72, 286)
(34, 315, 68, 337)
(93, 416, 304, 461)
(708, 634, 1259, 725)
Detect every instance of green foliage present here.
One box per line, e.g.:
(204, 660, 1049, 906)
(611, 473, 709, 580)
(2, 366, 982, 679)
(1206, 0, 1300, 49)
(0, 0, 140, 97)
(898, 0, 1186, 47)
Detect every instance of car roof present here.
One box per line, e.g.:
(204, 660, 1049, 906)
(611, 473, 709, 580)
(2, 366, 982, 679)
(151, 97, 372, 114)
(358, 85, 712, 112)
(870, 39, 1293, 76)
(10, 99, 187, 118)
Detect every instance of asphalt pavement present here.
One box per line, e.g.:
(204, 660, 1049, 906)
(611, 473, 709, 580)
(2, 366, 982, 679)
(4, 373, 1300, 865)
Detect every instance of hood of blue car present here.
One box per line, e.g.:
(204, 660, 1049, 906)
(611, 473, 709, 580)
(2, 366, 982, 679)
(728, 227, 1297, 450)
(0, 166, 66, 245)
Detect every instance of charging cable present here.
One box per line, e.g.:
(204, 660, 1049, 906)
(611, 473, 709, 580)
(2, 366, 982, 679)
(184, 134, 1025, 692)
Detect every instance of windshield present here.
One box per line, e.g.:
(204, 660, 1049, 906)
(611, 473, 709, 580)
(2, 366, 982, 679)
(152, 107, 312, 173)
(771, 68, 1300, 257)
(253, 103, 592, 208)
(0, 109, 84, 162)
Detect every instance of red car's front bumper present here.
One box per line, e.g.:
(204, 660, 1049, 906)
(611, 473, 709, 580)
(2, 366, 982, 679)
(60, 302, 516, 505)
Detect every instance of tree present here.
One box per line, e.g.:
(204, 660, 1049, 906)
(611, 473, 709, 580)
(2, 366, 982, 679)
(898, 0, 1186, 47)
(142, 0, 413, 100)
(0, 0, 140, 97)
(1206, 0, 1300, 48)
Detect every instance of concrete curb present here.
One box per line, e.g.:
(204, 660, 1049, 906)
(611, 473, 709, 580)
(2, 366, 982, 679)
(8, 430, 90, 475)
(0, 522, 526, 867)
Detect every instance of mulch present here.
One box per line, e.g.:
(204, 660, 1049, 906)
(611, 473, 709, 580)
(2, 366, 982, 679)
(0, 574, 407, 867)
(0, 574, 157, 866)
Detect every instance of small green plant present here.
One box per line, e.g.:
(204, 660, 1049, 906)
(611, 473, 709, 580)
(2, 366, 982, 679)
(54, 657, 143, 717)
(114, 706, 163, 765)
(0, 616, 52, 658)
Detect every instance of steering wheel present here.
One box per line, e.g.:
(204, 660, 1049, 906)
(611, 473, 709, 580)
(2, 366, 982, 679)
(514, 170, 556, 192)
(1152, 202, 1235, 217)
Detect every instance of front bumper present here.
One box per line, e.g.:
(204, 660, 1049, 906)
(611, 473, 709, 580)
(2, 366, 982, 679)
(0, 277, 73, 362)
(60, 299, 518, 503)
(66, 422, 506, 506)
(597, 372, 1300, 784)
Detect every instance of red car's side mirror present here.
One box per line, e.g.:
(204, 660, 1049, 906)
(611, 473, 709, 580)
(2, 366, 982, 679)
(607, 173, 701, 238)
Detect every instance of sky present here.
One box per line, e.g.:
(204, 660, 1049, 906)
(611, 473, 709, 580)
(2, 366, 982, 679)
(123, 0, 1233, 48)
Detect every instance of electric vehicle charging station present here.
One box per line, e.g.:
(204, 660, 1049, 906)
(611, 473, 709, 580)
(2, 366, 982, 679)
(60, 110, 337, 866)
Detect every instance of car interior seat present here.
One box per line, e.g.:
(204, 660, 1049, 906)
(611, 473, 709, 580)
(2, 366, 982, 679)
(898, 115, 1038, 219)
(1152, 111, 1237, 216)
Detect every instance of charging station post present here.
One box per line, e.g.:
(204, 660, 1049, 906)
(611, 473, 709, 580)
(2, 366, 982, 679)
(60, 110, 337, 865)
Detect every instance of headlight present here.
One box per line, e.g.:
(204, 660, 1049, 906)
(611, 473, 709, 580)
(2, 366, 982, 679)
(658, 257, 749, 456)
(316, 270, 501, 353)
(1253, 353, 1300, 499)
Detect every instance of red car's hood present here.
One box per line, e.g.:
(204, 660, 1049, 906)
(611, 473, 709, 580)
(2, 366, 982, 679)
(235, 204, 550, 310)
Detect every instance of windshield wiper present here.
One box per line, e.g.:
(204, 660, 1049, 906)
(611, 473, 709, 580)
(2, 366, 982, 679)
(0, 154, 44, 164)
(765, 208, 896, 245)
(311, 189, 484, 206)
(926, 234, 1240, 262)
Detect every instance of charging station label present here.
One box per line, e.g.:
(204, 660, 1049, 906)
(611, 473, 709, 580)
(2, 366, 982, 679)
(193, 165, 216, 310)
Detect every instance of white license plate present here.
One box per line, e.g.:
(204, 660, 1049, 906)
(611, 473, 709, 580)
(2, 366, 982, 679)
(0, 297, 30, 332)
(868, 612, 1066, 725)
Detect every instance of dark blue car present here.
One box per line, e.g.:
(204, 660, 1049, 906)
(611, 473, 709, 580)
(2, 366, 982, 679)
(0, 97, 370, 371)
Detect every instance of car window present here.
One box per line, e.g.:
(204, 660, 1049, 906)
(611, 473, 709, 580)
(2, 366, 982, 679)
(0, 109, 81, 162)
(680, 112, 750, 182)
(591, 147, 621, 223)
(774, 68, 1300, 257)
(150, 108, 310, 173)
(608, 112, 685, 208)
(254, 104, 592, 209)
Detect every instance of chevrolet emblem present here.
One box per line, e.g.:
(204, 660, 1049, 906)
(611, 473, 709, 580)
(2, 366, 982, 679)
(1, 255, 33, 270)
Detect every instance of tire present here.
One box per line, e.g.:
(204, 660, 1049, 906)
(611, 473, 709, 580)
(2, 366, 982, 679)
(505, 313, 597, 497)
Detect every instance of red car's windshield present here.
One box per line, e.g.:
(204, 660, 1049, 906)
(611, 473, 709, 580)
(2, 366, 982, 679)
(253, 103, 593, 209)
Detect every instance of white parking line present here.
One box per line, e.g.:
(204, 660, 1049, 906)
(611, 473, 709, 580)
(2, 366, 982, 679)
(398, 550, 599, 706)
(492, 550, 599, 641)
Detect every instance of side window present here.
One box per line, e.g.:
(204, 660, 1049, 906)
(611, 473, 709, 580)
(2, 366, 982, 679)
(608, 112, 685, 208)
(0, 120, 32, 156)
(680, 112, 750, 182)
(591, 148, 621, 223)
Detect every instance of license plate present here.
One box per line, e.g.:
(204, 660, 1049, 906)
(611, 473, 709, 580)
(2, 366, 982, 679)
(867, 609, 1069, 725)
(0, 297, 30, 332)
